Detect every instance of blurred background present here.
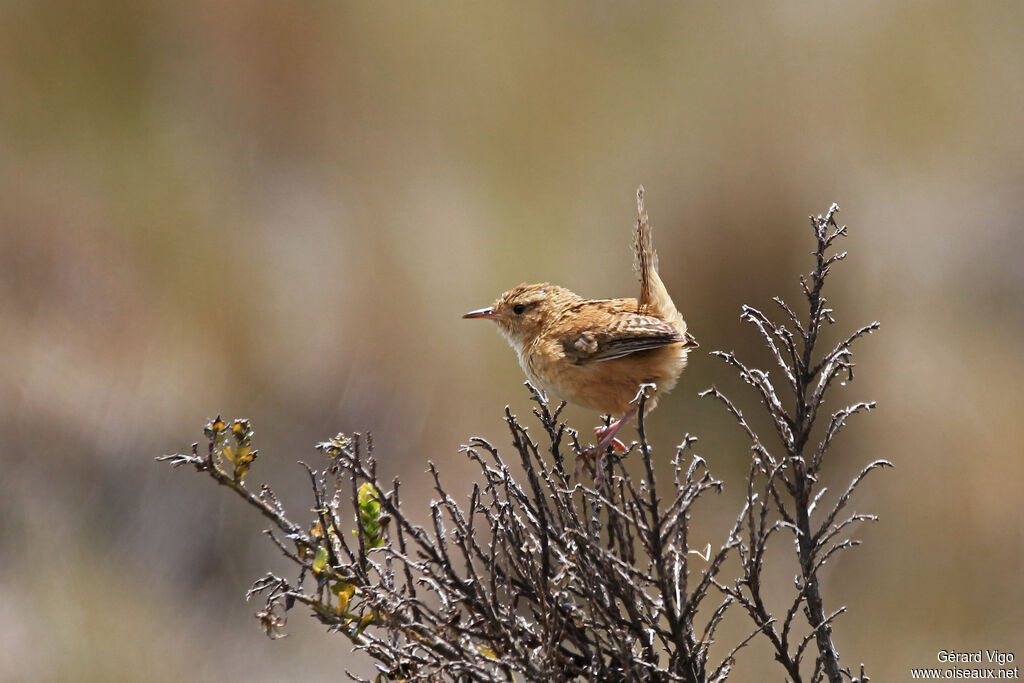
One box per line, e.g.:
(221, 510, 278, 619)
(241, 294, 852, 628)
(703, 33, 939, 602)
(1, 1, 1021, 680)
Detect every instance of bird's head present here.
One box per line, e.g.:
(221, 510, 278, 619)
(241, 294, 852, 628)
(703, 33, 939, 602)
(463, 283, 577, 352)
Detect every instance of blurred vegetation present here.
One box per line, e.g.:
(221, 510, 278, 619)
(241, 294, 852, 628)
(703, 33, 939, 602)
(1, 2, 1022, 681)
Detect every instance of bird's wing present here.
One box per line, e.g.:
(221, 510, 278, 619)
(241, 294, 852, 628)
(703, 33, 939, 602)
(561, 311, 685, 364)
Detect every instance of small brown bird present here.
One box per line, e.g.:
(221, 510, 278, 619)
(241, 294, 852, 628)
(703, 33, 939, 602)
(463, 187, 696, 452)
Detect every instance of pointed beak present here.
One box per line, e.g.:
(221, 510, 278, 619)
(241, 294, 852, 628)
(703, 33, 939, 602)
(463, 306, 495, 320)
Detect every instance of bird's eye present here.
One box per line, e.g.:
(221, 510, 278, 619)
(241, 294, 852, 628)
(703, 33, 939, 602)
(513, 303, 526, 315)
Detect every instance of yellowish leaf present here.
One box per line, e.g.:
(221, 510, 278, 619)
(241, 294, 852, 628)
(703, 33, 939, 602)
(331, 581, 356, 615)
(312, 546, 329, 574)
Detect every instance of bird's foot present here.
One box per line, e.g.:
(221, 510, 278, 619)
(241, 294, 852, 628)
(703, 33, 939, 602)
(592, 425, 628, 453)
(574, 411, 639, 487)
(592, 409, 637, 453)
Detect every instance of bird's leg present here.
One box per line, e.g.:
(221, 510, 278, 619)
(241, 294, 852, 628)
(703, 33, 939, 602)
(593, 408, 637, 453)
(574, 410, 638, 487)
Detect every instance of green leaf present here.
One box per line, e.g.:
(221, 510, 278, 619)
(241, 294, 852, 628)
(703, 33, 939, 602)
(312, 546, 329, 574)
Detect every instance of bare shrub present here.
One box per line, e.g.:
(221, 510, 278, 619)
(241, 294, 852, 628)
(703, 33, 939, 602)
(160, 204, 883, 682)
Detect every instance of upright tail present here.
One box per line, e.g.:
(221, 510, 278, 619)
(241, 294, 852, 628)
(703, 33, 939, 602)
(633, 186, 697, 350)
(632, 187, 686, 330)
(633, 185, 659, 312)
